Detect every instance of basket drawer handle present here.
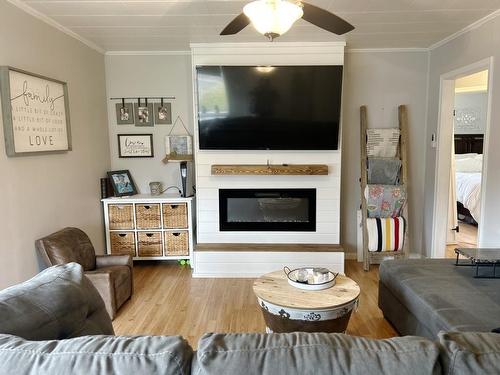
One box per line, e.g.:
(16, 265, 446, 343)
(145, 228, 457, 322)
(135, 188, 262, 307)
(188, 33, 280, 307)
(172, 232, 180, 237)
(118, 233, 127, 237)
(170, 205, 179, 209)
(146, 233, 154, 237)
(143, 205, 151, 209)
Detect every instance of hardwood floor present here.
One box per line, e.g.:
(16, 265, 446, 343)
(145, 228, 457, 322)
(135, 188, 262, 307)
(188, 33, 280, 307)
(445, 222, 478, 258)
(113, 260, 397, 348)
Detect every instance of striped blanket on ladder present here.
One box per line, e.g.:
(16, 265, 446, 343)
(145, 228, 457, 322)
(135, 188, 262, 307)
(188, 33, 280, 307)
(366, 217, 405, 252)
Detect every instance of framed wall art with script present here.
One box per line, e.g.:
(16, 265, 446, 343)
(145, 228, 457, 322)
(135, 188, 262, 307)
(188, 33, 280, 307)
(0, 66, 72, 156)
(118, 133, 154, 158)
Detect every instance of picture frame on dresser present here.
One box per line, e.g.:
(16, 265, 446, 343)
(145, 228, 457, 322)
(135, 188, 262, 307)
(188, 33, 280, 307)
(0, 66, 72, 157)
(107, 170, 137, 197)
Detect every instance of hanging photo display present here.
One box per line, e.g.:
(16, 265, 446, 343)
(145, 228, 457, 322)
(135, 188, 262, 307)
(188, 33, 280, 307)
(0, 66, 71, 156)
(134, 99, 153, 127)
(154, 101, 172, 124)
(115, 101, 134, 125)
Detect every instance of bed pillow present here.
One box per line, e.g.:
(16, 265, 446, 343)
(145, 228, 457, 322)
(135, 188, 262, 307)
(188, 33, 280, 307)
(455, 157, 482, 173)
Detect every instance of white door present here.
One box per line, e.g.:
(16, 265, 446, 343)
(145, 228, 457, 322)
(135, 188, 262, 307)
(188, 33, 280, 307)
(446, 129, 458, 244)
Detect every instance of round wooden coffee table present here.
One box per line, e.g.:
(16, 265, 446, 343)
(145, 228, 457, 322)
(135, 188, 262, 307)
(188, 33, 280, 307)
(253, 270, 360, 333)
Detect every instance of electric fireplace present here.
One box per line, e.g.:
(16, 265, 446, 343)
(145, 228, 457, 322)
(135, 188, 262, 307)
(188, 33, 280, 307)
(219, 188, 316, 231)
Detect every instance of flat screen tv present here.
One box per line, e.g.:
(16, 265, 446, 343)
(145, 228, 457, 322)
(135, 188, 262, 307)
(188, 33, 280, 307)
(196, 65, 342, 150)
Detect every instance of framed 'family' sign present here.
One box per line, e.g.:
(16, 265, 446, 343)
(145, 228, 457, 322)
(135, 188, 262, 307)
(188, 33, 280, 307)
(0, 66, 71, 156)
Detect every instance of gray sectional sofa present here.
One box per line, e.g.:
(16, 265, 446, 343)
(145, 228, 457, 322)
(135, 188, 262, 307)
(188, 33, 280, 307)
(378, 258, 500, 338)
(0, 262, 499, 375)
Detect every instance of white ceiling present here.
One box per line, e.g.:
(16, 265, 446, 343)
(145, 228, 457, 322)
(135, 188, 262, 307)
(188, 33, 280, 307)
(16, 0, 500, 51)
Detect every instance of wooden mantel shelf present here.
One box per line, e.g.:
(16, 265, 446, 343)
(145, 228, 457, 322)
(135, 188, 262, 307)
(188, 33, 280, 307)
(211, 164, 329, 176)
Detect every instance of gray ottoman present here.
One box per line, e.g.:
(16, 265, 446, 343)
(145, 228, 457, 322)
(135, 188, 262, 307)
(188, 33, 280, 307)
(378, 259, 500, 338)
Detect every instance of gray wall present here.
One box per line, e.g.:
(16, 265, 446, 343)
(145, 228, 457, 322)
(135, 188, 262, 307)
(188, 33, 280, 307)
(106, 51, 429, 256)
(0, 2, 109, 289)
(423, 16, 500, 255)
(105, 54, 194, 193)
(341, 51, 429, 255)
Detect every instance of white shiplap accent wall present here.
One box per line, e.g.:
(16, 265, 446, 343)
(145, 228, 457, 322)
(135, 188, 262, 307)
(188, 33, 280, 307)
(191, 42, 345, 244)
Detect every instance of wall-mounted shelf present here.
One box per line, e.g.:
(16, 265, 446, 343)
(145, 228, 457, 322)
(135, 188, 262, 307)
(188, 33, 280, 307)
(109, 96, 175, 100)
(211, 164, 329, 176)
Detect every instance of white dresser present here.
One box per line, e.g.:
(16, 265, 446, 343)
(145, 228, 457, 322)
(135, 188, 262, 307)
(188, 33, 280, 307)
(102, 194, 194, 265)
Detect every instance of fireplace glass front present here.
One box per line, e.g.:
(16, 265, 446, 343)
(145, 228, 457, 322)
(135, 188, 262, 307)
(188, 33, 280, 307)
(219, 189, 316, 231)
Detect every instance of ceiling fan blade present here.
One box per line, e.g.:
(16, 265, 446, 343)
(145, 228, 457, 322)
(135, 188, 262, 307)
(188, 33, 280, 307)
(301, 2, 354, 35)
(220, 13, 251, 35)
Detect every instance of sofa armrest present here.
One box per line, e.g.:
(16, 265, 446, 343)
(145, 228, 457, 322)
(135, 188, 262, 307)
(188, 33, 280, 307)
(96, 254, 132, 269)
(84, 270, 115, 319)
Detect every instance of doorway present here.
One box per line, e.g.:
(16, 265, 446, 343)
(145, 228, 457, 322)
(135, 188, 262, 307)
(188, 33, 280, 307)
(431, 59, 493, 259)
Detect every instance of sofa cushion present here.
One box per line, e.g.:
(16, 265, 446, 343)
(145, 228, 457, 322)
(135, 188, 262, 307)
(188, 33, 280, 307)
(0, 263, 114, 340)
(0, 334, 193, 375)
(194, 332, 441, 375)
(439, 331, 500, 374)
(379, 259, 500, 336)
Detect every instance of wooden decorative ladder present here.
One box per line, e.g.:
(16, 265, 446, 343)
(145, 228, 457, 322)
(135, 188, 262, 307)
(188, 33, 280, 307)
(360, 105, 410, 271)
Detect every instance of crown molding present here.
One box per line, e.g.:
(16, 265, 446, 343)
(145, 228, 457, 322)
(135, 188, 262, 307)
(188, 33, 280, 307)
(190, 41, 347, 49)
(429, 9, 500, 50)
(346, 48, 428, 53)
(6, 0, 500, 57)
(105, 51, 191, 56)
(6, 0, 105, 54)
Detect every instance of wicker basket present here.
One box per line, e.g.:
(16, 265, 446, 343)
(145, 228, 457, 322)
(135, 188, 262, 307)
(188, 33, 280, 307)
(165, 231, 189, 256)
(163, 203, 188, 229)
(108, 204, 134, 230)
(136, 204, 161, 229)
(137, 232, 162, 257)
(110, 232, 136, 256)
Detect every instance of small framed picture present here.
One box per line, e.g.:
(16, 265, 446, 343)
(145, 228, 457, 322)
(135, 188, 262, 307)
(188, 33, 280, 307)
(165, 135, 193, 162)
(115, 103, 134, 125)
(154, 102, 172, 124)
(118, 134, 153, 158)
(134, 103, 154, 127)
(107, 170, 137, 197)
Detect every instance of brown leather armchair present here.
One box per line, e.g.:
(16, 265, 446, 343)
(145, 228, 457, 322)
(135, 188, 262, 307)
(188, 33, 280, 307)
(35, 227, 133, 320)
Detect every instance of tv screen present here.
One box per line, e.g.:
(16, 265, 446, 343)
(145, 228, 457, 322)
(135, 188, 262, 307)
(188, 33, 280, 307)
(196, 65, 342, 150)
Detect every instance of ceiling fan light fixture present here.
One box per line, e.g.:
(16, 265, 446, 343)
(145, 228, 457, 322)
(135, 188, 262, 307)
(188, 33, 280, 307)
(243, 0, 303, 39)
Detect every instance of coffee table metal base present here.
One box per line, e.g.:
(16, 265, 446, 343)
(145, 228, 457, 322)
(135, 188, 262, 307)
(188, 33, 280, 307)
(258, 297, 358, 333)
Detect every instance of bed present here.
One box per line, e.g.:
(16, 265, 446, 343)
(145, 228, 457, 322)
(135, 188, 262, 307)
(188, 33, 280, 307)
(454, 134, 483, 225)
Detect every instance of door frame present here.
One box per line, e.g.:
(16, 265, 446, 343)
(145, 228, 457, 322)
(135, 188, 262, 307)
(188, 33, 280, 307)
(431, 57, 494, 258)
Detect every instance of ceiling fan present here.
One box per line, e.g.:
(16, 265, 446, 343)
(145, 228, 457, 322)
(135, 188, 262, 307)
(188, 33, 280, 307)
(220, 0, 354, 41)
